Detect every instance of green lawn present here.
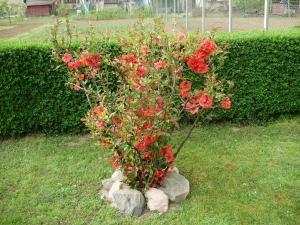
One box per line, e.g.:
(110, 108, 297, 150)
(1, 117, 299, 225)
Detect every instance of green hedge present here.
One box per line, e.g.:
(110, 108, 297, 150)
(0, 30, 300, 137)
(215, 30, 300, 122)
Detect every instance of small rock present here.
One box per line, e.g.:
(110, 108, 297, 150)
(99, 189, 109, 200)
(168, 166, 179, 174)
(145, 188, 169, 213)
(101, 178, 115, 191)
(111, 170, 126, 182)
(108, 181, 122, 200)
(159, 172, 189, 203)
(111, 189, 145, 217)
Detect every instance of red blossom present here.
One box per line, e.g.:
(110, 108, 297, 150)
(180, 81, 192, 98)
(198, 94, 214, 109)
(176, 72, 182, 78)
(221, 97, 231, 109)
(120, 54, 138, 65)
(96, 120, 105, 129)
(183, 100, 199, 114)
(154, 60, 168, 70)
(187, 56, 208, 74)
(78, 74, 85, 81)
(112, 117, 122, 125)
(68, 60, 84, 70)
(141, 45, 148, 55)
(100, 139, 111, 147)
(156, 98, 164, 106)
(111, 156, 119, 169)
(136, 65, 148, 77)
(200, 38, 218, 58)
(74, 83, 81, 91)
(177, 33, 187, 42)
(62, 53, 72, 63)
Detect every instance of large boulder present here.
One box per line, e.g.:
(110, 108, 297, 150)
(111, 170, 126, 182)
(111, 189, 145, 217)
(108, 180, 122, 200)
(159, 172, 189, 203)
(145, 188, 169, 213)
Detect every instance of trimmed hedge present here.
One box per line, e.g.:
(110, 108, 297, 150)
(0, 30, 300, 136)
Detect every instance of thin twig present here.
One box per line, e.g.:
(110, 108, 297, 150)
(174, 112, 202, 159)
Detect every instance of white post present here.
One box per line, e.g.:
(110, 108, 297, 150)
(288, 0, 291, 17)
(174, 0, 176, 17)
(202, 0, 205, 33)
(264, 0, 269, 31)
(185, 0, 188, 29)
(165, 0, 168, 21)
(229, 0, 232, 32)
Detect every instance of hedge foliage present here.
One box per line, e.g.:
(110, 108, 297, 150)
(0, 30, 299, 137)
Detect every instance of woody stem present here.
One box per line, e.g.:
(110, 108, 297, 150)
(174, 113, 201, 159)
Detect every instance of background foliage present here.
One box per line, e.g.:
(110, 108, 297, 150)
(0, 30, 299, 137)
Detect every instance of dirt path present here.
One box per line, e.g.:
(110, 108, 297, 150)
(0, 22, 45, 39)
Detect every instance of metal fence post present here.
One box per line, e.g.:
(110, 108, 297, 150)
(201, 0, 206, 33)
(229, 0, 233, 32)
(165, 0, 168, 21)
(174, 0, 176, 16)
(264, 0, 269, 31)
(185, 0, 188, 29)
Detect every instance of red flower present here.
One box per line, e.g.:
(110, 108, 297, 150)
(112, 117, 122, 125)
(176, 72, 182, 78)
(100, 139, 111, 147)
(155, 170, 164, 178)
(84, 54, 101, 68)
(111, 156, 119, 169)
(78, 74, 85, 81)
(201, 38, 218, 58)
(198, 94, 213, 109)
(143, 106, 156, 117)
(177, 33, 187, 42)
(221, 97, 231, 109)
(74, 83, 81, 91)
(136, 65, 148, 77)
(183, 101, 199, 114)
(159, 146, 174, 163)
(96, 120, 105, 129)
(154, 60, 168, 70)
(180, 81, 192, 98)
(68, 60, 84, 70)
(142, 121, 153, 129)
(62, 53, 72, 63)
(141, 45, 148, 55)
(187, 56, 208, 74)
(156, 98, 164, 106)
(121, 54, 138, 65)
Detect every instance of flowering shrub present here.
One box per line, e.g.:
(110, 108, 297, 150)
(53, 20, 232, 191)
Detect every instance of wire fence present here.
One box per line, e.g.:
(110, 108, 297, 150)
(151, 0, 300, 32)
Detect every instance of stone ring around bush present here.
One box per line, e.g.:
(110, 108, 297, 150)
(99, 167, 189, 216)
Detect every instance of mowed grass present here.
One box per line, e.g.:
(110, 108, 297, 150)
(0, 117, 299, 225)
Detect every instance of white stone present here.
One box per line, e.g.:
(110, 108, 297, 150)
(159, 172, 189, 203)
(111, 189, 145, 217)
(145, 188, 169, 213)
(108, 181, 122, 200)
(168, 166, 179, 174)
(111, 170, 126, 182)
(101, 178, 115, 191)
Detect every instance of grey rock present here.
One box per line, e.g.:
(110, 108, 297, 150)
(111, 189, 145, 216)
(108, 181, 122, 200)
(168, 166, 179, 174)
(145, 188, 169, 213)
(111, 170, 126, 182)
(159, 172, 189, 203)
(101, 178, 115, 191)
